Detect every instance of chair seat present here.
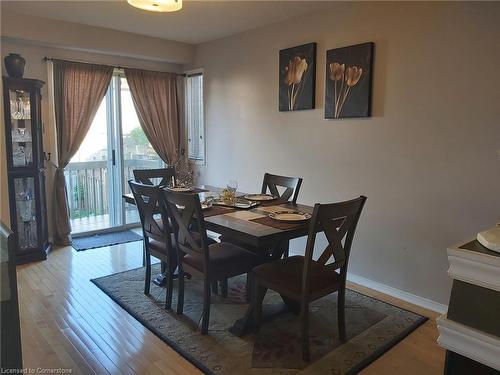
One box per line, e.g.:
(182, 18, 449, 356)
(183, 242, 262, 278)
(149, 231, 215, 254)
(149, 236, 173, 254)
(252, 255, 341, 300)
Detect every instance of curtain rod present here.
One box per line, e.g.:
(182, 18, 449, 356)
(43, 57, 186, 77)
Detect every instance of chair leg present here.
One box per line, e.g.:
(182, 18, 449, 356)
(165, 263, 174, 310)
(338, 287, 346, 342)
(142, 240, 146, 267)
(211, 280, 219, 295)
(201, 278, 211, 335)
(301, 302, 310, 362)
(144, 253, 151, 295)
(176, 265, 185, 315)
(245, 274, 251, 303)
(221, 278, 228, 298)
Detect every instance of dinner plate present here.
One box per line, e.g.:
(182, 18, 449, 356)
(176, 204, 210, 210)
(167, 186, 192, 192)
(269, 211, 311, 223)
(234, 201, 258, 209)
(213, 199, 259, 209)
(243, 194, 277, 201)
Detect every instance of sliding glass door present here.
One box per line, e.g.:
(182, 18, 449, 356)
(66, 73, 163, 235)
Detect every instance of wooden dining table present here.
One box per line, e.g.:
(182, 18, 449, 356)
(122, 185, 315, 336)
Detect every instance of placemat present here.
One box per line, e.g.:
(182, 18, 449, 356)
(166, 187, 209, 194)
(203, 205, 238, 218)
(250, 216, 309, 230)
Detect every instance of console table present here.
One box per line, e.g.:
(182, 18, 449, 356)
(437, 229, 500, 374)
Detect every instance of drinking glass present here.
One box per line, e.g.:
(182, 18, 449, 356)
(227, 179, 238, 193)
(203, 194, 214, 208)
(223, 180, 238, 204)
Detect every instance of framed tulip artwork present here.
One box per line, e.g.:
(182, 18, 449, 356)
(279, 42, 316, 111)
(325, 42, 374, 119)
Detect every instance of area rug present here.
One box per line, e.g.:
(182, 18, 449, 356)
(72, 230, 142, 251)
(91, 264, 427, 374)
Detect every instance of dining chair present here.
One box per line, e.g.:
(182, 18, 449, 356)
(132, 167, 176, 267)
(128, 180, 177, 310)
(164, 190, 263, 335)
(133, 167, 176, 187)
(251, 195, 367, 361)
(133, 168, 225, 295)
(261, 173, 304, 258)
(261, 172, 303, 205)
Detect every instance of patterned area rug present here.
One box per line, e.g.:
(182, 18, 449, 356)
(91, 264, 427, 374)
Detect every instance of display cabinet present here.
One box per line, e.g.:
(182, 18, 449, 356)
(3, 76, 51, 264)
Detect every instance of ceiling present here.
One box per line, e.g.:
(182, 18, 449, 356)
(1, 1, 332, 45)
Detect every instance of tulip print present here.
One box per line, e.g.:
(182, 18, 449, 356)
(279, 43, 316, 111)
(325, 42, 373, 119)
(329, 63, 363, 118)
(284, 56, 308, 110)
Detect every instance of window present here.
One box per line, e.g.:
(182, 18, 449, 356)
(185, 71, 205, 162)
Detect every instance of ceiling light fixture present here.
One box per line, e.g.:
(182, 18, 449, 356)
(127, 0, 182, 12)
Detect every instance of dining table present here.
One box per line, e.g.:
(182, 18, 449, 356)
(122, 185, 315, 336)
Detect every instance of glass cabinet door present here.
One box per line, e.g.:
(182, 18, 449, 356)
(9, 89, 33, 168)
(13, 177, 38, 250)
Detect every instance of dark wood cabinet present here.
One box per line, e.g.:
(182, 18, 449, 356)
(0, 222, 23, 370)
(3, 76, 51, 264)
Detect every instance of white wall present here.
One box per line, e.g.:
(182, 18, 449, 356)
(190, 2, 500, 305)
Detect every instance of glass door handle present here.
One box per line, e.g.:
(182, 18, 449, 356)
(112, 150, 116, 166)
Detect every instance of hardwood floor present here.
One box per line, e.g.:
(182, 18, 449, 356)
(16, 239, 445, 374)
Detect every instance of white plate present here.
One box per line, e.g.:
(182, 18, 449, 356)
(167, 187, 192, 192)
(269, 211, 311, 223)
(234, 201, 258, 209)
(176, 204, 210, 210)
(243, 194, 277, 201)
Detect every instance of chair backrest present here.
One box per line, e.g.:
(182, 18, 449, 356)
(133, 167, 176, 187)
(128, 180, 170, 243)
(302, 196, 367, 294)
(261, 173, 303, 204)
(163, 190, 210, 271)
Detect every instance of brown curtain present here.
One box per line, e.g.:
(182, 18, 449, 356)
(124, 68, 180, 165)
(53, 60, 113, 245)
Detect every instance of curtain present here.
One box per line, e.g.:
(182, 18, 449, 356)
(52, 60, 113, 245)
(124, 68, 180, 165)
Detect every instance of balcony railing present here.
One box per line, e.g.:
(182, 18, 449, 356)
(64, 158, 162, 222)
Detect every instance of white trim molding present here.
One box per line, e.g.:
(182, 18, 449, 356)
(447, 239, 500, 293)
(437, 316, 500, 371)
(347, 273, 448, 314)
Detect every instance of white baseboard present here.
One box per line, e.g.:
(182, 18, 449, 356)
(347, 273, 448, 314)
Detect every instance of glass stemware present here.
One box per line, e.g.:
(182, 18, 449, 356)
(227, 179, 238, 193)
(224, 179, 238, 205)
